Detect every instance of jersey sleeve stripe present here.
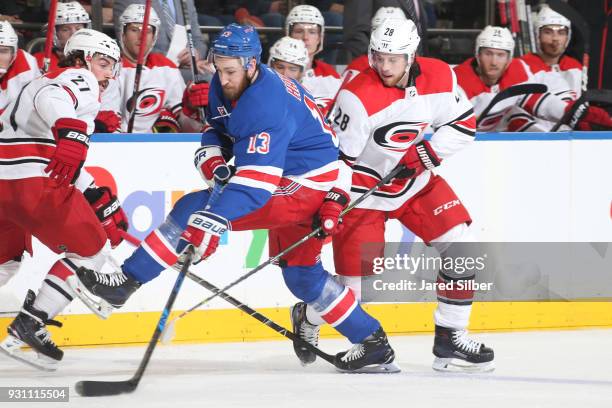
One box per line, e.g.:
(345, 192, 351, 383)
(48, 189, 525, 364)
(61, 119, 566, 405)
(230, 176, 279, 193)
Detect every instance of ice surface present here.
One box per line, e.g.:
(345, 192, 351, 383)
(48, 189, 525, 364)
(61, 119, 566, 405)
(1, 329, 611, 408)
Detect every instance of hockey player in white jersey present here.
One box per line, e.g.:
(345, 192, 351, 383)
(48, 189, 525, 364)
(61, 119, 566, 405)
(0, 21, 39, 116)
(454, 26, 612, 132)
(285, 5, 341, 116)
(290, 19, 495, 372)
(103, 4, 204, 133)
(0, 29, 128, 370)
(33, 1, 91, 72)
(268, 36, 337, 113)
(521, 6, 582, 99)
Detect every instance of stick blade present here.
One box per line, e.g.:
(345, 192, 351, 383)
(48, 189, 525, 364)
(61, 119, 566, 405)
(75, 379, 137, 397)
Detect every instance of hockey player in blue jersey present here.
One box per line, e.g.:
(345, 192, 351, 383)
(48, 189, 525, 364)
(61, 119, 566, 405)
(72, 24, 399, 373)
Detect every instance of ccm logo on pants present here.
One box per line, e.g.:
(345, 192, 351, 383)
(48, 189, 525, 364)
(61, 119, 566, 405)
(434, 199, 461, 216)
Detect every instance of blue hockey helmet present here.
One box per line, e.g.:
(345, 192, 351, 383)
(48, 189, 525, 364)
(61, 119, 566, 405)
(210, 23, 262, 69)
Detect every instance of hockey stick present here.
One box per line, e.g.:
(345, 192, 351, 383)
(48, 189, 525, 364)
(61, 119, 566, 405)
(551, 89, 612, 131)
(42, 0, 58, 73)
(116, 231, 335, 363)
(75, 183, 223, 397)
(170, 164, 407, 324)
(547, 0, 590, 93)
(509, 0, 524, 56)
(476, 83, 548, 126)
(497, 0, 508, 27)
(74, 246, 195, 397)
(126, 0, 153, 133)
(178, 0, 206, 121)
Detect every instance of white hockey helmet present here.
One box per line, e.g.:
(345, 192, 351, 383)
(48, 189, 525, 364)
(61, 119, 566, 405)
(535, 5, 571, 49)
(64, 28, 121, 75)
(56, 2, 91, 26)
(0, 21, 18, 75)
(268, 36, 309, 70)
(368, 18, 420, 72)
(119, 3, 161, 54)
(371, 7, 407, 31)
(475, 25, 515, 59)
(285, 5, 325, 55)
(48, 1, 92, 48)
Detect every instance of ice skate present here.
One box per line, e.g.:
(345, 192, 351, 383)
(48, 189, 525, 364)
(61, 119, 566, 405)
(290, 302, 320, 365)
(432, 325, 495, 372)
(0, 290, 63, 371)
(334, 327, 400, 373)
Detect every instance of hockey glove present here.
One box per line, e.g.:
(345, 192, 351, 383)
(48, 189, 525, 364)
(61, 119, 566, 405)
(182, 82, 209, 119)
(571, 104, 612, 130)
(152, 109, 180, 133)
(397, 140, 442, 179)
(313, 188, 350, 238)
(177, 211, 228, 263)
(45, 118, 90, 186)
(84, 186, 129, 248)
(194, 145, 231, 188)
(94, 110, 121, 133)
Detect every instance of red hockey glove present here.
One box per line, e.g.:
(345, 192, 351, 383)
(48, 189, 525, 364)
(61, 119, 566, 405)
(397, 140, 442, 179)
(84, 186, 129, 248)
(152, 109, 180, 133)
(177, 211, 228, 263)
(94, 110, 121, 133)
(194, 145, 231, 188)
(182, 82, 209, 118)
(314, 188, 350, 238)
(44, 118, 90, 186)
(576, 105, 612, 130)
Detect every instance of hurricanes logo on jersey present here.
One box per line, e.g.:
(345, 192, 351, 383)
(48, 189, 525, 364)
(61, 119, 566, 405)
(126, 88, 166, 117)
(372, 121, 428, 152)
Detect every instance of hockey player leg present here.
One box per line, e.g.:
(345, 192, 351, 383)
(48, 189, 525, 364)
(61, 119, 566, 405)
(283, 264, 399, 373)
(430, 223, 494, 373)
(0, 285, 65, 371)
(73, 190, 209, 309)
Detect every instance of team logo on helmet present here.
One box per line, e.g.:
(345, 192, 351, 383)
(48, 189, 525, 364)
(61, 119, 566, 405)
(126, 88, 166, 117)
(373, 121, 428, 152)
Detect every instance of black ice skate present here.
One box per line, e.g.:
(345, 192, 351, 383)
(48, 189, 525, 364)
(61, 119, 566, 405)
(334, 327, 400, 373)
(432, 325, 495, 372)
(290, 302, 320, 365)
(69, 267, 140, 318)
(0, 290, 63, 371)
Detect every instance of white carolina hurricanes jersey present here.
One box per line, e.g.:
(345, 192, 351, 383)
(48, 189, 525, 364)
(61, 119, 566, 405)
(0, 49, 40, 115)
(521, 53, 581, 99)
(301, 59, 342, 116)
(102, 53, 185, 133)
(332, 57, 476, 211)
(454, 57, 568, 132)
(0, 67, 99, 182)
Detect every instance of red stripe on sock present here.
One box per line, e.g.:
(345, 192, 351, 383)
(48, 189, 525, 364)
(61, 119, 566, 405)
(322, 288, 357, 325)
(144, 230, 178, 266)
(49, 260, 75, 281)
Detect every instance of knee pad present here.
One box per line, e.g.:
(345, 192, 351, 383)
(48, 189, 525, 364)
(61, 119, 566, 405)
(281, 263, 328, 303)
(0, 256, 23, 286)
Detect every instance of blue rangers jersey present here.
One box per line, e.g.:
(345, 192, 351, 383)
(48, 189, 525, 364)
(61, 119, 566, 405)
(202, 64, 340, 222)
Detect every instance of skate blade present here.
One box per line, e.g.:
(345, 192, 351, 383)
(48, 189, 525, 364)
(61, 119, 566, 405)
(66, 276, 113, 319)
(336, 361, 401, 374)
(432, 357, 495, 373)
(0, 336, 58, 372)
